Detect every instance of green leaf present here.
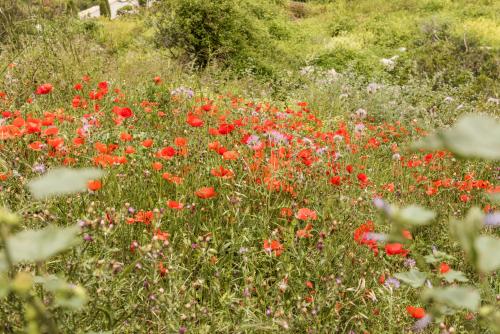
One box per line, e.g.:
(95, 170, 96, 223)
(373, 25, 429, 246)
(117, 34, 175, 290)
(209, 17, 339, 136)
(441, 270, 468, 283)
(449, 207, 483, 259)
(27, 167, 104, 200)
(424, 250, 455, 264)
(441, 114, 500, 160)
(474, 236, 500, 273)
(412, 114, 500, 160)
(6, 225, 80, 264)
(34, 275, 87, 310)
(394, 269, 427, 288)
(412, 133, 444, 151)
(395, 205, 436, 226)
(423, 286, 480, 311)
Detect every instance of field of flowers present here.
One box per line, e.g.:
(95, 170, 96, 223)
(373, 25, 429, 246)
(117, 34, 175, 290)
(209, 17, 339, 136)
(0, 70, 498, 333)
(1, 1, 499, 333)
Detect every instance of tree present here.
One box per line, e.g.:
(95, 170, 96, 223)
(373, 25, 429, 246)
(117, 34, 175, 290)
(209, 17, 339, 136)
(99, 0, 111, 18)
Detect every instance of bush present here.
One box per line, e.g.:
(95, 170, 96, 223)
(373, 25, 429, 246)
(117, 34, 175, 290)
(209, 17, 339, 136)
(155, 0, 269, 69)
(99, 0, 111, 18)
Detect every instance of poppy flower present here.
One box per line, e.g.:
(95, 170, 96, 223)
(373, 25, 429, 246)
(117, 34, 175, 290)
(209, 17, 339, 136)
(385, 243, 407, 256)
(218, 123, 235, 135)
(125, 146, 136, 154)
(187, 114, 203, 127)
(296, 223, 313, 238)
(158, 146, 176, 158)
(152, 162, 163, 171)
(195, 187, 216, 199)
(357, 173, 368, 183)
(263, 239, 284, 256)
(354, 221, 379, 255)
(406, 306, 426, 319)
(118, 107, 133, 118)
(120, 132, 133, 142)
(439, 262, 450, 274)
(402, 229, 413, 240)
(280, 207, 293, 218)
(174, 137, 187, 147)
(154, 229, 170, 241)
(211, 166, 234, 178)
(330, 175, 341, 186)
(35, 83, 53, 95)
(159, 262, 168, 277)
(141, 139, 153, 148)
(98, 81, 108, 91)
(28, 141, 44, 151)
(295, 208, 317, 221)
(167, 200, 184, 210)
(222, 150, 239, 160)
(153, 76, 162, 85)
(87, 180, 102, 191)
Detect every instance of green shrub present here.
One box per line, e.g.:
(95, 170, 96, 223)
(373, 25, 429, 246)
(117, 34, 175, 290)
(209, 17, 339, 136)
(155, 0, 262, 69)
(99, 0, 111, 18)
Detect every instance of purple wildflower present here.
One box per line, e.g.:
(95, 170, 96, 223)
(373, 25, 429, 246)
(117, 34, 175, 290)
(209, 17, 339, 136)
(484, 212, 500, 227)
(32, 163, 46, 174)
(384, 277, 400, 289)
(413, 314, 432, 332)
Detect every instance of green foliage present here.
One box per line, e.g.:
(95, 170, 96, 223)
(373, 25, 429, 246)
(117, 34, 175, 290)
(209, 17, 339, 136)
(99, 0, 111, 18)
(155, 0, 255, 68)
(474, 236, 500, 273)
(27, 168, 104, 200)
(394, 269, 427, 288)
(5, 225, 80, 264)
(423, 287, 481, 312)
(414, 114, 500, 160)
(394, 205, 436, 227)
(440, 270, 468, 283)
(154, 0, 288, 76)
(0, 167, 97, 332)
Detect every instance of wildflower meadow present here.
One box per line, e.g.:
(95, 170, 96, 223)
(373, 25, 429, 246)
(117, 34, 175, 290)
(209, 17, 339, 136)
(0, 0, 499, 333)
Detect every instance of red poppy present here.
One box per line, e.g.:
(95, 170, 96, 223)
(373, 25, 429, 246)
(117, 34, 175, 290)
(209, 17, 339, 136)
(87, 180, 102, 191)
(158, 146, 176, 158)
(141, 139, 153, 148)
(439, 262, 450, 274)
(174, 137, 187, 147)
(280, 207, 293, 218)
(263, 239, 284, 256)
(118, 107, 133, 118)
(195, 187, 217, 199)
(218, 123, 235, 135)
(295, 208, 317, 221)
(35, 83, 53, 95)
(357, 173, 368, 183)
(330, 175, 341, 186)
(167, 200, 184, 210)
(296, 223, 313, 238)
(154, 229, 170, 241)
(222, 150, 239, 160)
(406, 306, 426, 319)
(385, 243, 408, 256)
(211, 166, 234, 178)
(152, 162, 163, 171)
(187, 114, 204, 127)
(120, 132, 133, 141)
